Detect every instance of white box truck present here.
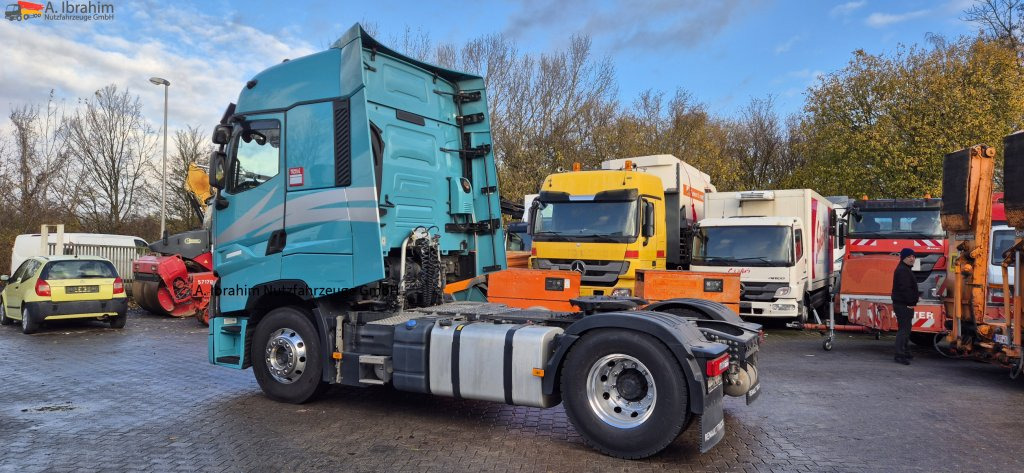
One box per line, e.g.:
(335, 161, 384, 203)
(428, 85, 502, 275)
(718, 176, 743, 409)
(689, 190, 836, 320)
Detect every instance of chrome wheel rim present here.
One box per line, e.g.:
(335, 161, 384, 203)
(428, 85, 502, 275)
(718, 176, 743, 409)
(265, 328, 307, 384)
(586, 353, 656, 429)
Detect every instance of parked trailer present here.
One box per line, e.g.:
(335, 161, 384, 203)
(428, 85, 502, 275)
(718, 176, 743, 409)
(206, 24, 762, 459)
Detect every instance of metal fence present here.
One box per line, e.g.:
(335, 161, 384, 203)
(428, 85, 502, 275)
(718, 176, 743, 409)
(46, 243, 149, 286)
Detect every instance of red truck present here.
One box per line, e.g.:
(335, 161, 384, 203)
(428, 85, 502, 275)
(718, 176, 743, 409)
(837, 198, 948, 343)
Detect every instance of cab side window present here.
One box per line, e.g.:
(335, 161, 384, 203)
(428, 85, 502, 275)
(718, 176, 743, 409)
(228, 120, 281, 194)
(794, 229, 804, 261)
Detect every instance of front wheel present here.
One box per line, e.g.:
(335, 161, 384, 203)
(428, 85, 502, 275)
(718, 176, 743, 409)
(909, 332, 938, 347)
(251, 306, 328, 404)
(0, 300, 12, 325)
(560, 329, 690, 459)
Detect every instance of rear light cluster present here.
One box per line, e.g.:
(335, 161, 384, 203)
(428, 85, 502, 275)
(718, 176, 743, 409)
(113, 277, 125, 294)
(624, 250, 639, 258)
(706, 353, 730, 377)
(35, 279, 51, 297)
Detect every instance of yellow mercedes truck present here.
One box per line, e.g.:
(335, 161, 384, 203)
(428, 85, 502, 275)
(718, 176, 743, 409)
(529, 155, 716, 296)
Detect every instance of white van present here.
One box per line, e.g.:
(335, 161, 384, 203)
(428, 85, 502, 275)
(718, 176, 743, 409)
(11, 230, 148, 279)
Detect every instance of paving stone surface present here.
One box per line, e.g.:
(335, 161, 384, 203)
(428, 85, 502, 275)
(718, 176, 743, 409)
(1, 311, 1023, 472)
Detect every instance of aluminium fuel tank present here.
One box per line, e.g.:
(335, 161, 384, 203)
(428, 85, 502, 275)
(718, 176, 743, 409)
(429, 322, 563, 408)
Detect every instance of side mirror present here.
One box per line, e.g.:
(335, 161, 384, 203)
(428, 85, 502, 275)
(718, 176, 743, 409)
(208, 150, 227, 189)
(212, 124, 232, 145)
(641, 201, 655, 238)
(527, 201, 541, 235)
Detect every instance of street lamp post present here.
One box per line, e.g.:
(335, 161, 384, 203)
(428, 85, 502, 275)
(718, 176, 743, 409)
(149, 77, 170, 239)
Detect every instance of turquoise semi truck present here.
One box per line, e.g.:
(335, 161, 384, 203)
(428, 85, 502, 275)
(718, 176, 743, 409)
(206, 24, 762, 459)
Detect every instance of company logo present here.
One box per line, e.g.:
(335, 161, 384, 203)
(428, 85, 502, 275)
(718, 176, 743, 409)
(5, 1, 114, 22)
(5, 1, 41, 20)
(726, 267, 751, 274)
(570, 260, 586, 274)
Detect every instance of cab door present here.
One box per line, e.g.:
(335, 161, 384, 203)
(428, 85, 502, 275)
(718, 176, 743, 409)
(5, 259, 38, 309)
(212, 116, 286, 313)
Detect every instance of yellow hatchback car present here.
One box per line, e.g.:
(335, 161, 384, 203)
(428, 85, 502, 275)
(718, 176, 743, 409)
(0, 255, 128, 334)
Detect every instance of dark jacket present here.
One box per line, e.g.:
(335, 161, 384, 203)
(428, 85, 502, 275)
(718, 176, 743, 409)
(891, 261, 919, 306)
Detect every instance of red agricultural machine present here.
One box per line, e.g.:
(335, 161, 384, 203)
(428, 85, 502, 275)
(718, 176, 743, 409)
(132, 164, 217, 325)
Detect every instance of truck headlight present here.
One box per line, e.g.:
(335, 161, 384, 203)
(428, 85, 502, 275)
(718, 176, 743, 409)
(771, 303, 797, 312)
(773, 287, 792, 297)
(611, 288, 632, 297)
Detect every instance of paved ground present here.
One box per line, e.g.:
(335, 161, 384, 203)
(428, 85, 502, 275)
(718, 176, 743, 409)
(1, 311, 1023, 473)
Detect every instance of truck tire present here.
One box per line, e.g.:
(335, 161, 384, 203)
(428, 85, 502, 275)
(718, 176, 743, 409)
(560, 329, 690, 459)
(910, 332, 937, 347)
(251, 306, 329, 404)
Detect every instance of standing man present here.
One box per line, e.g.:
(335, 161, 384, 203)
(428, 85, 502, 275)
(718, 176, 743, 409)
(891, 248, 919, 365)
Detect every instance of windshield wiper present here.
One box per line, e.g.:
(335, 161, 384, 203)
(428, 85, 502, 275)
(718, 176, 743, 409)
(568, 233, 622, 243)
(731, 256, 784, 266)
(531, 231, 572, 241)
(887, 230, 942, 238)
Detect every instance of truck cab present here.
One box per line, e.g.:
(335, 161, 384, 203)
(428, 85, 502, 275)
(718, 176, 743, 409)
(5, 4, 20, 21)
(690, 190, 835, 320)
(691, 216, 805, 318)
(839, 198, 946, 332)
(529, 155, 714, 296)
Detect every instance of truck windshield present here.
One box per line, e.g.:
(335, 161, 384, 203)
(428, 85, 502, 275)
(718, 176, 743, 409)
(850, 209, 942, 238)
(531, 200, 638, 242)
(691, 226, 793, 267)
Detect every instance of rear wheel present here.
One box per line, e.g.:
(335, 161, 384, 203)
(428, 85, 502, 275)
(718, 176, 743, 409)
(0, 300, 12, 325)
(21, 307, 39, 334)
(109, 313, 127, 329)
(560, 329, 690, 459)
(251, 306, 328, 404)
(910, 332, 937, 347)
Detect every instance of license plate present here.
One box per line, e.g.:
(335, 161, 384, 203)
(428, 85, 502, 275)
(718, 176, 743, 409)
(706, 374, 722, 394)
(994, 334, 1009, 344)
(67, 285, 99, 294)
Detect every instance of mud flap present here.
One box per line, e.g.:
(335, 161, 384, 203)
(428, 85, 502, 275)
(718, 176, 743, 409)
(697, 382, 725, 453)
(746, 379, 762, 405)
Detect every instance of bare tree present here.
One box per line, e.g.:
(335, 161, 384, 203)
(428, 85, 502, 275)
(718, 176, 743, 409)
(171, 126, 211, 231)
(727, 96, 788, 189)
(964, 0, 1024, 54)
(65, 85, 156, 233)
(5, 93, 74, 218)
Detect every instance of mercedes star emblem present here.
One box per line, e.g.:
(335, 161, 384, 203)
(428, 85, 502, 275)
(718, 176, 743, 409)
(570, 260, 586, 273)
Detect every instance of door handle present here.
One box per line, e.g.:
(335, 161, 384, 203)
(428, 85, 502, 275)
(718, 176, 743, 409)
(266, 229, 287, 255)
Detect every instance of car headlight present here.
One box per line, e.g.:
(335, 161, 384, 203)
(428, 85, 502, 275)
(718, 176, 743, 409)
(771, 303, 797, 312)
(611, 288, 632, 297)
(774, 287, 792, 297)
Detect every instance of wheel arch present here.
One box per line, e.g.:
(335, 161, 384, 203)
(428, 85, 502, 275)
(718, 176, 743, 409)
(644, 298, 744, 324)
(544, 311, 726, 415)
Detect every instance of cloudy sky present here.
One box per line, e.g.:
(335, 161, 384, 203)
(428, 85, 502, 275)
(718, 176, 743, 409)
(0, 0, 982, 136)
